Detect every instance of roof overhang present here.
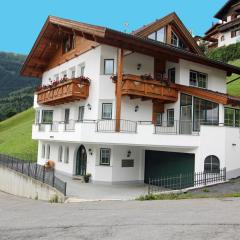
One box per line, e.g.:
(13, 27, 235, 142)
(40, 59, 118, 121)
(21, 16, 240, 78)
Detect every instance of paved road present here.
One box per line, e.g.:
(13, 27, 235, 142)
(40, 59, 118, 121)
(1, 191, 240, 240)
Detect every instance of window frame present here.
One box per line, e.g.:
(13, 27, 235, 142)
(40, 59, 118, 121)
(156, 112, 163, 126)
(64, 147, 69, 164)
(189, 70, 208, 89)
(46, 144, 51, 160)
(168, 68, 176, 83)
(78, 106, 85, 122)
(101, 103, 113, 120)
(100, 148, 111, 166)
(103, 59, 114, 75)
(41, 144, 45, 158)
(167, 109, 175, 127)
(41, 110, 53, 124)
(204, 155, 220, 173)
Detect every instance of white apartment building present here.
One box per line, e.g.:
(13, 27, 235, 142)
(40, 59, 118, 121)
(21, 13, 240, 184)
(204, 0, 240, 48)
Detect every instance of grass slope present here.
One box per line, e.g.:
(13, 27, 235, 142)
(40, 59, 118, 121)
(227, 59, 240, 96)
(0, 108, 37, 161)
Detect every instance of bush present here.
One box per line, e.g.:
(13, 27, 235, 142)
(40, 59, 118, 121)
(207, 42, 240, 63)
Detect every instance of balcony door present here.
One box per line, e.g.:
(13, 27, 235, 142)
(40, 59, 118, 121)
(180, 105, 192, 134)
(76, 145, 87, 176)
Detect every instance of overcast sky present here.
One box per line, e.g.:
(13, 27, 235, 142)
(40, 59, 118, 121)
(0, 0, 226, 54)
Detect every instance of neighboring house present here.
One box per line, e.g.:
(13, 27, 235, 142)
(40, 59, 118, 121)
(204, 0, 240, 48)
(21, 12, 240, 184)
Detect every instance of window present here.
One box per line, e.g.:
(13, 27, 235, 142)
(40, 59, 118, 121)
(167, 109, 174, 127)
(221, 35, 225, 42)
(58, 146, 63, 162)
(62, 34, 76, 54)
(193, 98, 219, 131)
(147, 28, 166, 43)
(42, 110, 53, 124)
(190, 70, 207, 89)
(231, 30, 240, 38)
(78, 106, 85, 122)
(104, 59, 114, 75)
(156, 113, 162, 126)
(41, 144, 45, 158)
(102, 103, 112, 119)
(171, 31, 186, 49)
(64, 147, 69, 164)
(80, 65, 85, 76)
(100, 148, 111, 166)
(168, 68, 176, 83)
(70, 68, 76, 78)
(224, 108, 235, 126)
(35, 110, 40, 124)
(54, 74, 59, 81)
(64, 109, 70, 124)
(204, 155, 220, 173)
(46, 144, 51, 160)
(224, 108, 240, 127)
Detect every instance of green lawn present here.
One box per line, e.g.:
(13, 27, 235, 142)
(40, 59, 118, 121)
(227, 59, 240, 96)
(0, 108, 37, 161)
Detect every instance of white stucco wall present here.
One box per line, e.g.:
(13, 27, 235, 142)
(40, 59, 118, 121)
(218, 31, 240, 47)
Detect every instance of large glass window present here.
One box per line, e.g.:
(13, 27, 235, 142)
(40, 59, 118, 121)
(204, 155, 220, 173)
(102, 103, 112, 120)
(100, 148, 111, 166)
(190, 70, 207, 88)
(104, 59, 114, 75)
(171, 31, 186, 49)
(42, 110, 53, 124)
(193, 98, 219, 131)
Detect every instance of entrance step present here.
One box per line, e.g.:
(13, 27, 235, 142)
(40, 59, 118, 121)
(72, 175, 84, 182)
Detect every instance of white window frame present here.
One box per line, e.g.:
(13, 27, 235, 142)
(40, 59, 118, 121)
(102, 103, 112, 120)
(100, 148, 111, 166)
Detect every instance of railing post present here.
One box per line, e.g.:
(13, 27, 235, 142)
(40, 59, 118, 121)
(179, 174, 182, 189)
(43, 165, 45, 183)
(52, 168, 55, 187)
(224, 167, 227, 181)
(28, 162, 30, 176)
(64, 182, 67, 196)
(35, 164, 38, 179)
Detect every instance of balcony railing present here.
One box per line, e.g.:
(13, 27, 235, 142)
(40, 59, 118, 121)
(120, 74, 178, 102)
(96, 119, 137, 133)
(36, 78, 90, 105)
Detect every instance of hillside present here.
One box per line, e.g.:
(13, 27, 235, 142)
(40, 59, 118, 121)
(0, 52, 39, 121)
(0, 108, 37, 161)
(227, 59, 240, 96)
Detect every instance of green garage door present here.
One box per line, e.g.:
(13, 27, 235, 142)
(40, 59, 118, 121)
(144, 151, 195, 188)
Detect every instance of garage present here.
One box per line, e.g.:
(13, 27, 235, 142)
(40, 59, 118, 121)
(144, 150, 195, 188)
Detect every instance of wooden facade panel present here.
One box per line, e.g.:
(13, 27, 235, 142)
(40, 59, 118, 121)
(46, 36, 99, 70)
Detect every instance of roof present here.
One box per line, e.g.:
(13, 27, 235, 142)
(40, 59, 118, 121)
(215, 0, 239, 19)
(21, 15, 240, 77)
(131, 12, 202, 55)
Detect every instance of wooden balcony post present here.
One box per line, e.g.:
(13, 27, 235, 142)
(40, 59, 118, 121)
(116, 48, 124, 132)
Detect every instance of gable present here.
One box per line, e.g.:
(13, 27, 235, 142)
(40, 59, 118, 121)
(214, 0, 239, 20)
(132, 12, 203, 55)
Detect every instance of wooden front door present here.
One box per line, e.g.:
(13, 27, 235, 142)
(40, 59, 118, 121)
(76, 145, 87, 176)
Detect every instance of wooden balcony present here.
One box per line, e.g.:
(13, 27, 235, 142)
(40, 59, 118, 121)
(120, 74, 178, 102)
(37, 78, 90, 105)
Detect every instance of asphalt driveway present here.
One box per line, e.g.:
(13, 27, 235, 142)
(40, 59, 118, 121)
(1, 191, 240, 240)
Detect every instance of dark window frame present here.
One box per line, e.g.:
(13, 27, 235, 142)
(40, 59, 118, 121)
(100, 148, 111, 166)
(204, 155, 220, 173)
(168, 68, 176, 83)
(103, 59, 114, 75)
(101, 103, 113, 120)
(167, 109, 174, 127)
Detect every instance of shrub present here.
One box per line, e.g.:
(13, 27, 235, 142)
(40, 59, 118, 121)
(207, 42, 240, 63)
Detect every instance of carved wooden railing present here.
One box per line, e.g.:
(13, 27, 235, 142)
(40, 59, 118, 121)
(37, 78, 90, 105)
(121, 74, 178, 102)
